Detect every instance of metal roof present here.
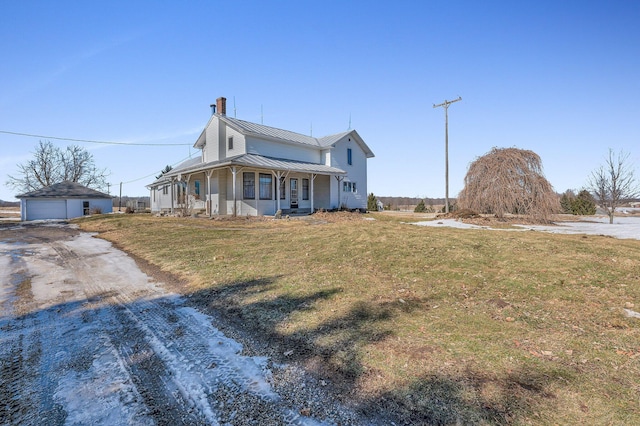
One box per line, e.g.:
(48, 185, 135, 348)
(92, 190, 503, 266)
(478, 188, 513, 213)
(152, 154, 346, 184)
(17, 181, 112, 199)
(220, 116, 320, 146)
(231, 154, 346, 174)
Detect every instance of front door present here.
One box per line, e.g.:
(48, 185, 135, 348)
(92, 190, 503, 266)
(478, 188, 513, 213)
(290, 178, 298, 208)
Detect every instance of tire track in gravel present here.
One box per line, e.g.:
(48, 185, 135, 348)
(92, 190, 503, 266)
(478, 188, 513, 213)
(51, 234, 327, 425)
(0, 245, 51, 426)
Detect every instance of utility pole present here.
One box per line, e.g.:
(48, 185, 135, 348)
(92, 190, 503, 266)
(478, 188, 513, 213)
(119, 182, 122, 212)
(433, 96, 462, 214)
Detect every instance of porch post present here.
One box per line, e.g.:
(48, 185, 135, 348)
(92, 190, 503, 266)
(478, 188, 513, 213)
(185, 175, 191, 214)
(335, 175, 344, 210)
(273, 171, 283, 213)
(231, 166, 237, 216)
(310, 173, 317, 213)
(206, 170, 213, 217)
(170, 177, 175, 214)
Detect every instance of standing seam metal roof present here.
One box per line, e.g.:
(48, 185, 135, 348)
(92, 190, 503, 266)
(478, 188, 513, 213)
(150, 154, 346, 185)
(221, 116, 352, 148)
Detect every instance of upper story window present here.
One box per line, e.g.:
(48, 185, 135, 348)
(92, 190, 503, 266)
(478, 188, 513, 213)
(228, 136, 234, 150)
(347, 148, 352, 165)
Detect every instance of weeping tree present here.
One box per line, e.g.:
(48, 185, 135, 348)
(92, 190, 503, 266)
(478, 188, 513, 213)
(457, 147, 559, 222)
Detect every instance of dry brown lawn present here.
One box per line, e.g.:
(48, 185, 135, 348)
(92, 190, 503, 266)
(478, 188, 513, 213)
(76, 212, 640, 424)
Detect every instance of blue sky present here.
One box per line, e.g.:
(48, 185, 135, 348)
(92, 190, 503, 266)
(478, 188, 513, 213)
(1, 0, 639, 201)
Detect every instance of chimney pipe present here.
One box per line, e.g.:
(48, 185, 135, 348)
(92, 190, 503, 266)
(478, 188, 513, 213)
(216, 97, 226, 116)
(210, 104, 216, 115)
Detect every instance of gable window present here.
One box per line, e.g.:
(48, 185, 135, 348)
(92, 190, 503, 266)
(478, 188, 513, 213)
(302, 178, 309, 200)
(194, 180, 201, 199)
(347, 148, 352, 165)
(280, 177, 286, 199)
(228, 136, 234, 150)
(243, 172, 255, 199)
(259, 173, 273, 199)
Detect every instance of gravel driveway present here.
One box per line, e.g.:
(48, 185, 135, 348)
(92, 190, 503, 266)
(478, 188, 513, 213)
(0, 223, 362, 425)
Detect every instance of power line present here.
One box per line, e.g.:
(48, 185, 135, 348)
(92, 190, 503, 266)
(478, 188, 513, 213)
(0, 130, 192, 146)
(121, 154, 195, 184)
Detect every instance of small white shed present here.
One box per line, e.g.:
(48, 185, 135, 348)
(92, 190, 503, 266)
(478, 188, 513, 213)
(17, 181, 113, 221)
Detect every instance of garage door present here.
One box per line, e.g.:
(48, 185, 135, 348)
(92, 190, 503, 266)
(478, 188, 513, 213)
(25, 199, 67, 220)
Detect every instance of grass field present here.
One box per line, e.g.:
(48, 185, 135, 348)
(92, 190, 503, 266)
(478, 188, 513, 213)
(76, 212, 640, 424)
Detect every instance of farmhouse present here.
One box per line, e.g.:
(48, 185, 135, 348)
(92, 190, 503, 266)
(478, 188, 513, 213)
(149, 97, 374, 216)
(17, 181, 113, 221)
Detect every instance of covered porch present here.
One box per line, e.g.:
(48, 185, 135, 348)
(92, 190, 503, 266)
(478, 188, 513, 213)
(160, 154, 347, 217)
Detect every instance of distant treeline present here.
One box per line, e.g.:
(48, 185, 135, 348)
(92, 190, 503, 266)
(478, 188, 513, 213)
(376, 196, 453, 210)
(0, 200, 20, 207)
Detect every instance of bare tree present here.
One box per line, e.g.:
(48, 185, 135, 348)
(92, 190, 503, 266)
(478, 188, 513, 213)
(457, 147, 559, 222)
(6, 140, 109, 194)
(589, 149, 640, 224)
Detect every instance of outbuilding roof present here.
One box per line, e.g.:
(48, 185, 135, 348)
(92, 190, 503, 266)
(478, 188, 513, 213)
(17, 181, 112, 199)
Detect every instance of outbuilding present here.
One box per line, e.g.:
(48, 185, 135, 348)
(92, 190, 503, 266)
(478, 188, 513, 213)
(17, 181, 113, 221)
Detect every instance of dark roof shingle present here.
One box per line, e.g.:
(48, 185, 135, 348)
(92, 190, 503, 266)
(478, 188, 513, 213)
(17, 181, 112, 199)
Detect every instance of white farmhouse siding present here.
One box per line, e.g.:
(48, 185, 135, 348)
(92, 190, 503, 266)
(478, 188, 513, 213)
(330, 136, 368, 210)
(224, 127, 246, 158)
(148, 97, 374, 216)
(245, 137, 320, 163)
(204, 118, 220, 162)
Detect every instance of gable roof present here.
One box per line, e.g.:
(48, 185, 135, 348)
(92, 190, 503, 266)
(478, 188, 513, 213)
(221, 116, 319, 146)
(194, 114, 374, 158)
(17, 181, 112, 199)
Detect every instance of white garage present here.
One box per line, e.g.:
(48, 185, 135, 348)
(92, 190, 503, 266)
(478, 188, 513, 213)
(17, 181, 113, 221)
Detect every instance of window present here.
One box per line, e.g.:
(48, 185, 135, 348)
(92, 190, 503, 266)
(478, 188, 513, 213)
(83, 201, 90, 215)
(259, 173, 273, 199)
(243, 172, 255, 199)
(194, 180, 201, 198)
(162, 185, 168, 195)
(280, 177, 286, 199)
(302, 178, 309, 200)
(228, 136, 234, 150)
(347, 148, 352, 165)
(342, 181, 356, 193)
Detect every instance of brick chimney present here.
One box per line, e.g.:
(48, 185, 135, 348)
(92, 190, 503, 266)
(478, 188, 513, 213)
(216, 97, 226, 115)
